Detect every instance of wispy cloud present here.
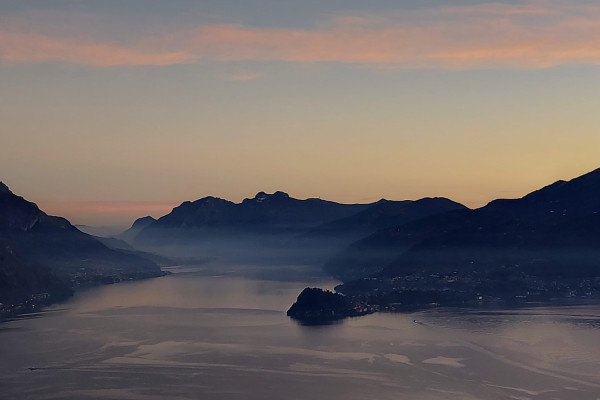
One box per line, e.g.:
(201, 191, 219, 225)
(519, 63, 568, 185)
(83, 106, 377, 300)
(2, 0, 600, 69)
(0, 29, 192, 66)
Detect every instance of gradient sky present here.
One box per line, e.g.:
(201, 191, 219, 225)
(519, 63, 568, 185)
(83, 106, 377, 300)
(1, 0, 599, 227)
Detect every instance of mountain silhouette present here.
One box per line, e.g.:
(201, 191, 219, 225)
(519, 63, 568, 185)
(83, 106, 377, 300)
(308, 198, 466, 237)
(130, 191, 373, 263)
(118, 215, 157, 243)
(320, 168, 600, 314)
(0, 183, 162, 314)
(382, 168, 600, 277)
(327, 168, 600, 283)
(298, 197, 467, 275)
(129, 191, 467, 265)
(134, 191, 370, 241)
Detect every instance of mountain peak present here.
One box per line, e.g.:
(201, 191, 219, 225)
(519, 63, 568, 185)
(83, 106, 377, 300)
(131, 216, 157, 229)
(254, 191, 268, 201)
(273, 191, 290, 198)
(0, 181, 12, 194)
(252, 191, 290, 202)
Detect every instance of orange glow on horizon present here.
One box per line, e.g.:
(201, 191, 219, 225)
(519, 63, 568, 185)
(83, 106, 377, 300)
(38, 201, 179, 227)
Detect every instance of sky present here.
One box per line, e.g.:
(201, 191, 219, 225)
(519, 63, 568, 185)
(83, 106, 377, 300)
(1, 0, 599, 228)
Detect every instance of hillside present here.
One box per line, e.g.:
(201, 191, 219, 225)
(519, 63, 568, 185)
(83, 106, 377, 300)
(0, 182, 163, 317)
(292, 168, 600, 321)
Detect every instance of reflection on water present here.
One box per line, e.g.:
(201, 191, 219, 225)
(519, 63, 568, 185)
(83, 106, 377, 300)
(1, 264, 600, 400)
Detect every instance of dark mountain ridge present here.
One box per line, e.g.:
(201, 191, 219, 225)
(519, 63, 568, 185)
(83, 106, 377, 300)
(327, 168, 600, 282)
(305, 197, 467, 239)
(135, 191, 371, 241)
(117, 215, 157, 243)
(316, 198, 468, 280)
(130, 191, 375, 263)
(290, 168, 600, 324)
(0, 183, 163, 318)
(385, 168, 600, 276)
(130, 191, 467, 265)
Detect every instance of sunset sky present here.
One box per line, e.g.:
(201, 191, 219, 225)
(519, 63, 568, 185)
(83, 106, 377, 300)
(2, 0, 599, 227)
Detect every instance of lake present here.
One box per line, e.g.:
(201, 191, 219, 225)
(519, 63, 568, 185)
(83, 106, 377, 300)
(1, 264, 600, 400)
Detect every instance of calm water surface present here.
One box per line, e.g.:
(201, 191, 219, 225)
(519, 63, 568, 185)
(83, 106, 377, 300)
(1, 264, 600, 400)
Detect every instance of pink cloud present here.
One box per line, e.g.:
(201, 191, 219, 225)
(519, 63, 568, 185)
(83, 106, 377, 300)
(184, 24, 433, 64)
(182, 16, 600, 69)
(2, 0, 600, 69)
(0, 29, 193, 66)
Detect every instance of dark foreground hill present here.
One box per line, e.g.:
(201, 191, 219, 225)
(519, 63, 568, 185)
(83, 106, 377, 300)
(289, 168, 600, 324)
(0, 183, 163, 318)
(352, 167, 600, 280)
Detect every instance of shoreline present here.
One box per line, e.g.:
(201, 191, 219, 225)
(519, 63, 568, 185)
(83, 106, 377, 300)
(0, 269, 170, 322)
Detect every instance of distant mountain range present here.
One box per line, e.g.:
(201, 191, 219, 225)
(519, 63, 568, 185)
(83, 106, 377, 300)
(5, 167, 600, 323)
(0, 183, 162, 317)
(126, 191, 465, 264)
(134, 191, 370, 241)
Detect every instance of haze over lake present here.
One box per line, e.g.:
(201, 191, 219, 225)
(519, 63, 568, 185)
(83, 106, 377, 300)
(2, 264, 599, 400)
